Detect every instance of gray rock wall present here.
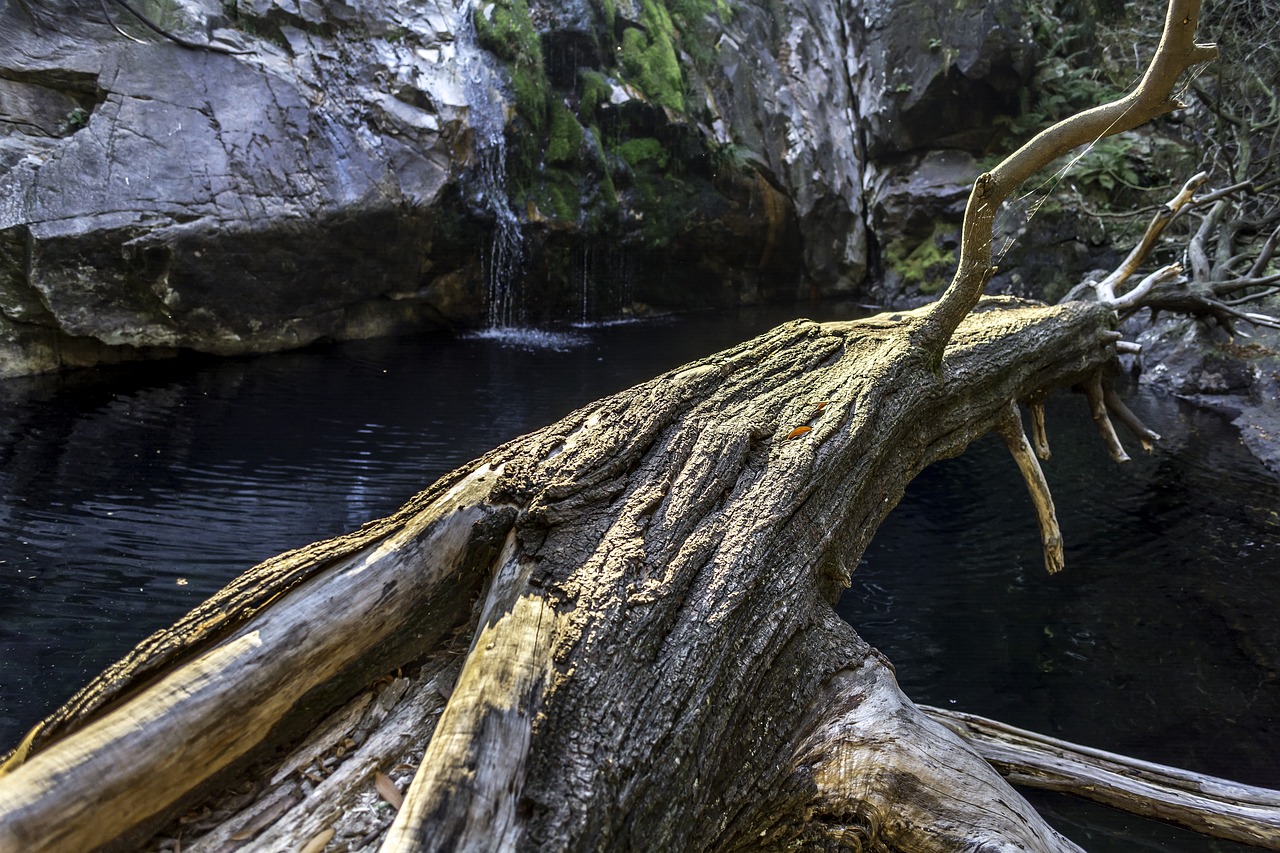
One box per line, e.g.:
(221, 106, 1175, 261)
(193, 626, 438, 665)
(1, 0, 470, 377)
(0, 0, 1048, 377)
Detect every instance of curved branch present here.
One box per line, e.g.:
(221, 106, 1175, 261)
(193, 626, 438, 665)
(916, 0, 1218, 358)
(1095, 171, 1208, 303)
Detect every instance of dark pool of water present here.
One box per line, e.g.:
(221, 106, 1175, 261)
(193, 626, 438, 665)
(1, 303, 1276, 850)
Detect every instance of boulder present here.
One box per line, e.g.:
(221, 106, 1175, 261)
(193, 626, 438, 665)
(0, 0, 474, 377)
(1132, 308, 1280, 474)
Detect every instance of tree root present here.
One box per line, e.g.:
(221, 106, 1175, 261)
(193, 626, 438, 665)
(924, 706, 1280, 850)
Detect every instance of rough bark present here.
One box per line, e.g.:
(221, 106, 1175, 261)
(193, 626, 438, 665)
(0, 300, 1118, 852)
(1, 1, 1260, 850)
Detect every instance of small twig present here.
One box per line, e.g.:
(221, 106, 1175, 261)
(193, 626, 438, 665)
(1222, 286, 1279, 306)
(1181, 179, 1255, 212)
(1212, 272, 1280, 297)
(1027, 397, 1051, 461)
(1247, 222, 1280, 279)
(995, 401, 1064, 574)
(1083, 374, 1130, 464)
(1102, 386, 1161, 452)
(1116, 341, 1143, 354)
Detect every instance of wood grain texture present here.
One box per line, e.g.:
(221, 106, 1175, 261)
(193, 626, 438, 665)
(925, 706, 1280, 849)
(0, 467, 514, 853)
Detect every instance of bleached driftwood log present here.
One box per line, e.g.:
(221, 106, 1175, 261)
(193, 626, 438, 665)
(4, 1, 1268, 851)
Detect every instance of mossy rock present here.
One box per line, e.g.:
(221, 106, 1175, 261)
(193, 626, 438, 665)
(546, 101, 585, 166)
(885, 223, 958, 295)
(617, 0, 684, 111)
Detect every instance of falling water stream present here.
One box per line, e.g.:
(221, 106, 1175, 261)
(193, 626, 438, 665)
(457, 1, 525, 329)
(0, 302, 1276, 850)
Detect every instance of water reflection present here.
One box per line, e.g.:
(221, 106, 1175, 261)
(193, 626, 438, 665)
(0, 304, 1275, 852)
(841, 391, 1280, 851)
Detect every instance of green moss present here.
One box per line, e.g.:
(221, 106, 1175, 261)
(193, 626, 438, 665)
(579, 70, 612, 119)
(474, 0, 548, 132)
(586, 128, 619, 211)
(615, 137, 670, 170)
(596, 0, 617, 31)
(618, 0, 685, 111)
(474, 0, 540, 66)
(540, 172, 581, 222)
(547, 101, 584, 165)
(886, 225, 957, 294)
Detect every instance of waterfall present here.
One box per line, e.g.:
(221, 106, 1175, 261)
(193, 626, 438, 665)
(457, 2, 524, 329)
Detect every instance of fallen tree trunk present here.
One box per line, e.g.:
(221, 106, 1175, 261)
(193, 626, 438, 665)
(2, 1, 1266, 850)
(0, 300, 1117, 852)
(923, 706, 1280, 849)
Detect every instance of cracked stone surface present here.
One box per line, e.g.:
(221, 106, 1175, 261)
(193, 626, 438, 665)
(0, 0, 1043, 377)
(1, 0, 469, 376)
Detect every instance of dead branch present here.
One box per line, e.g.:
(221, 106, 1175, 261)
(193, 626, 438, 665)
(1083, 373, 1131, 463)
(995, 402, 1064, 574)
(924, 705, 1280, 850)
(919, 0, 1217, 358)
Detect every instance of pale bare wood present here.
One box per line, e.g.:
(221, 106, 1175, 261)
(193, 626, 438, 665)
(383, 535, 559, 852)
(995, 401, 1065, 574)
(1084, 374, 1131, 464)
(1028, 397, 1052, 460)
(1094, 171, 1208, 303)
(181, 654, 462, 852)
(1103, 384, 1162, 451)
(924, 705, 1280, 849)
(922, 0, 1217, 356)
(790, 653, 1084, 852)
(0, 469, 513, 853)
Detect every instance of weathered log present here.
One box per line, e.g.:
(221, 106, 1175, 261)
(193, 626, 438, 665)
(924, 706, 1280, 850)
(0, 301, 1118, 852)
(0, 1, 1253, 850)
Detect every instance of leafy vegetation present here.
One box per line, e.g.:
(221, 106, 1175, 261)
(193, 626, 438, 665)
(465, 0, 743, 258)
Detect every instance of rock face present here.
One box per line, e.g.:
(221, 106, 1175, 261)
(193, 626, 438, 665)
(0, 0, 1060, 377)
(1131, 307, 1280, 475)
(1, 0, 472, 377)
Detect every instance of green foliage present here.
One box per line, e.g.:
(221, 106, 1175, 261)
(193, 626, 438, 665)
(614, 137, 670, 170)
(546, 101, 584, 166)
(990, 2, 1128, 154)
(63, 107, 89, 132)
(1066, 136, 1141, 193)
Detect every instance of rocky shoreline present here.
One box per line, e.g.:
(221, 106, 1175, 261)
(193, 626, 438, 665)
(1, 0, 1275, 471)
